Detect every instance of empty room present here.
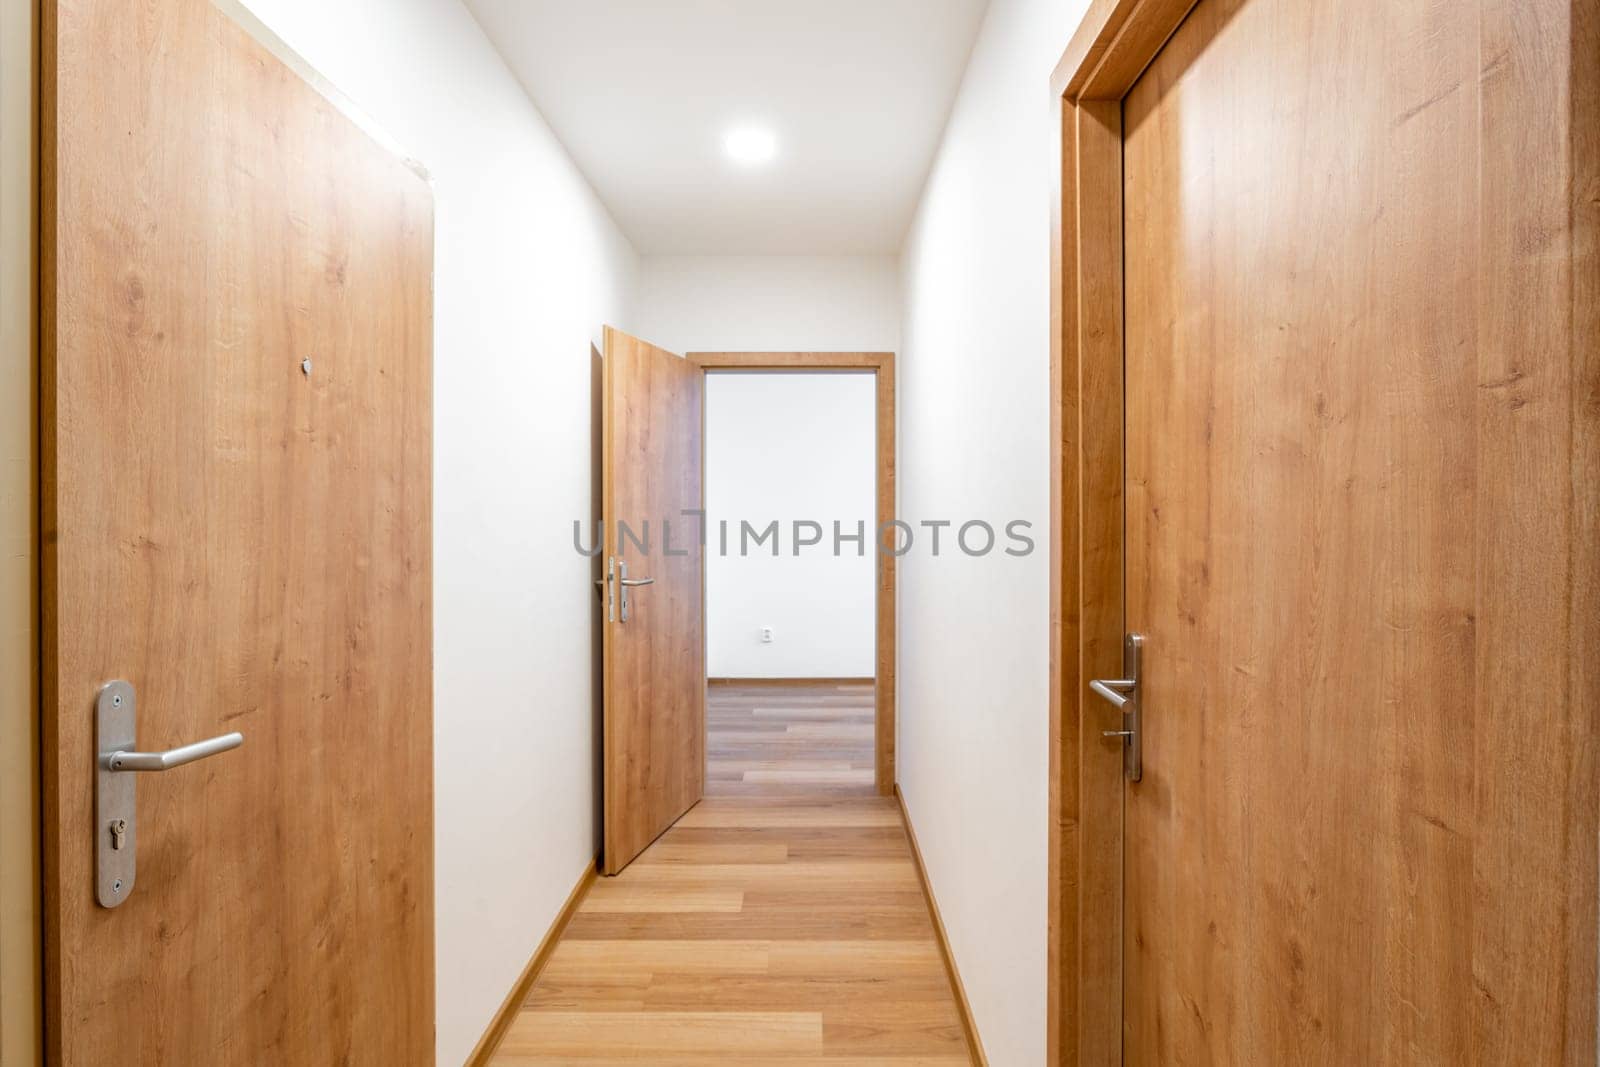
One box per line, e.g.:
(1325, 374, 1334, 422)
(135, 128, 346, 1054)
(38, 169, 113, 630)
(701, 367, 884, 798)
(2, 0, 1595, 1065)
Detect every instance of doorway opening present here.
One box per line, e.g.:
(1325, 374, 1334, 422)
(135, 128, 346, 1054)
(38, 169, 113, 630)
(690, 352, 897, 796)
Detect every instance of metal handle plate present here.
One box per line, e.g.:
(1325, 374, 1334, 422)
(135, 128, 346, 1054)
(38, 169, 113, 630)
(96, 680, 244, 907)
(1089, 634, 1144, 782)
(609, 558, 654, 622)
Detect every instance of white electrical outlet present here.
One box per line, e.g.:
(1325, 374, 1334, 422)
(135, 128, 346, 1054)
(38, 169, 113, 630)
(760, 626, 774, 643)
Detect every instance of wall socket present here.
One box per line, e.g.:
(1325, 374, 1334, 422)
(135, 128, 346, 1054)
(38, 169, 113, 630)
(760, 626, 774, 643)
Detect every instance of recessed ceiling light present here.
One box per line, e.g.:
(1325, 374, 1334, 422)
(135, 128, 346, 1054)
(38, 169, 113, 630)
(723, 126, 777, 166)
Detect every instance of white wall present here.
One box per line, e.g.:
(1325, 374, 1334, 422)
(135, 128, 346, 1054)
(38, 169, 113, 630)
(897, 0, 1090, 1062)
(705, 372, 876, 678)
(634, 254, 899, 354)
(231, 3, 635, 1062)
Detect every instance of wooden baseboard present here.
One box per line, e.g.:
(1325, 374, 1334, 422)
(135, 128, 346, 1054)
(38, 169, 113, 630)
(895, 785, 988, 1066)
(706, 676, 874, 687)
(464, 856, 599, 1066)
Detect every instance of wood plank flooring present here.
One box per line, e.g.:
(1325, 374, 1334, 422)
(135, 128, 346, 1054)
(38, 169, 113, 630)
(706, 681, 877, 796)
(489, 682, 973, 1064)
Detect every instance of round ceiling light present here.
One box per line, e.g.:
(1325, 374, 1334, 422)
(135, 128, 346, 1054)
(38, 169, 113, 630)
(723, 126, 778, 166)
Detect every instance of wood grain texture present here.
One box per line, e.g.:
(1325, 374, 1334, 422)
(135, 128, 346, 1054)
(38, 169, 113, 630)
(603, 328, 705, 875)
(706, 681, 876, 797)
(1050, 0, 1200, 100)
(1474, 0, 1599, 1057)
(1069, 99, 1125, 1067)
(1050, 0, 1599, 1062)
(466, 860, 600, 1067)
(1571, 1, 1600, 1053)
(871, 358, 896, 797)
(895, 786, 986, 1066)
(487, 792, 974, 1065)
(1050, 5, 1180, 1060)
(39, 0, 435, 1062)
(1120, 0, 1598, 1061)
(687, 352, 896, 797)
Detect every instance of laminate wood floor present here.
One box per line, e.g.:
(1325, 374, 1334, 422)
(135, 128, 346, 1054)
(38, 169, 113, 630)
(706, 681, 878, 797)
(488, 683, 973, 1064)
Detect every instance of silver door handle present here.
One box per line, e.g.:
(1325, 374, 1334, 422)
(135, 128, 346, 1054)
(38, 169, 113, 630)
(1089, 633, 1144, 782)
(104, 731, 243, 772)
(1088, 678, 1134, 709)
(95, 680, 246, 908)
(608, 558, 653, 622)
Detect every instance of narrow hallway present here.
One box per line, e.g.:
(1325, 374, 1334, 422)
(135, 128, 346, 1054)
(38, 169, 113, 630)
(15, 1, 1598, 1063)
(487, 682, 975, 1063)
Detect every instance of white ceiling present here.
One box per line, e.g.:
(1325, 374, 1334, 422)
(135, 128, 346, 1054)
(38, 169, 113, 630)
(463, 0, 990, 255)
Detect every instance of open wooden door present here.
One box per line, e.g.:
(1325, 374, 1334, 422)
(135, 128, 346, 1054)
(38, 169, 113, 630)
(600, 327, 705, 875)
(41, 0, 434, 1061)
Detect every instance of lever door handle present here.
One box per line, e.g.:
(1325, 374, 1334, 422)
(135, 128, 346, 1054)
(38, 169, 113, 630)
(1088, 678, 1135, 709)
(105, 731, 243, 772)
(608, 558, 654, 622)
(95, 680, 246, 908)
(1089, 634, 1144, 782)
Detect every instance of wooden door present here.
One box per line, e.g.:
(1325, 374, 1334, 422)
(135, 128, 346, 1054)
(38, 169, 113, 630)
(601, 327, 704, 875)
(1120, 0, 1597, 1061)
(41, 0, 434, 1062)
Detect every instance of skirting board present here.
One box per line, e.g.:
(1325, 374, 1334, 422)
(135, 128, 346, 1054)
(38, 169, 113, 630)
(464, 856, 599, 1066)
(706, 677, 874, 687)
(895, 785, 989, 1065)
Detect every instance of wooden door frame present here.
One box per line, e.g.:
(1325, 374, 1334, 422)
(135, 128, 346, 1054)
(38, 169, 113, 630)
(1046, 2, 1204, 1062)
(1050, 0, 1600, 1061)
(687, 351, 896, 795)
